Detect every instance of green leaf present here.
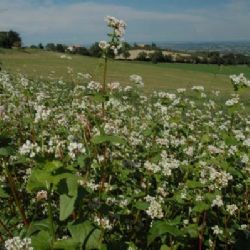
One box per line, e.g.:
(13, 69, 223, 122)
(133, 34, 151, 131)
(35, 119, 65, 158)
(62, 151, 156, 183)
(26, 166, 72, 192)
(53, 239, 81, 250)
(160, 245, 171, 250)
(0, 186, 9, 198)
(186, 180, 204, 189)
(26, 168, 51, 192)
(201, 134, 210, 143)
(91, 135, 125, 145)
(0, 146, 15, 156)
(134, 201, 149, 211)
(192, 202, 210, 213)
(224, 136, 238, 146)
(27, 219, 51, 236)
(31, 230, 52, 250)
(148, 221, 181, 245)
(66, 175, 78, 197)
(85, 227, 102, 250)
(77, 155, 86, 168)
(184, 224, 199, 238)
(43, 160, 63, 173)
(68, 221, 103, 250)
(59, 194, 76, 221)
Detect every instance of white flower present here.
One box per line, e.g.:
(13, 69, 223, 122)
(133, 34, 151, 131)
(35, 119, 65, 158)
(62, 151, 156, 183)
(225, 96, 239, 106)
(211, 225, 223, 235)
(191, 86, 204, 91)
(129, 74, 144, 86)
(211, 195, 223, 208)
(243, 138, 250, 147)
(226, 204, 238, 215)
(5, 237, 33, 250)
(240, 224, 248, 230)
(107, 81, 120, 90)
(94, 216, 113, 230)
(19, 140, 41, 158)
(87, 81, 102, 91)
(177, 88, 186, 93)
(99, 40, 110, 50)
(145, 195, 164, 219)
(230, 73, 250, 87)
(36, 190, 48, 201)
(68, 142, 86, 159)
(241, 154, 249, 164)
(208, 145, 224, 154)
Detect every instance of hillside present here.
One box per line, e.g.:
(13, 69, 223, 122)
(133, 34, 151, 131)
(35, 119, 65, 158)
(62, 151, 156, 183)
(1, 48, 250, 101)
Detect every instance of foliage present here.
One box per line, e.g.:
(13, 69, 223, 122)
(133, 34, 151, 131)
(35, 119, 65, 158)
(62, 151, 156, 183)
(0, 30, 22, 48)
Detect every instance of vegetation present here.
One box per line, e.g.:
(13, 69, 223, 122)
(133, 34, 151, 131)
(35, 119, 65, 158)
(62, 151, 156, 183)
(0, 30, 22, 48)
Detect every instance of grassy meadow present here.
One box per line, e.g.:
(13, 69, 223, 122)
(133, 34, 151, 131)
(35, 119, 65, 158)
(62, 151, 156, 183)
(1, 48, 250, 94)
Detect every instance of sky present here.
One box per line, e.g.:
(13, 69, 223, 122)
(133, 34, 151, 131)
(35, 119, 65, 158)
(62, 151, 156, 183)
(0, 0, 250, 45)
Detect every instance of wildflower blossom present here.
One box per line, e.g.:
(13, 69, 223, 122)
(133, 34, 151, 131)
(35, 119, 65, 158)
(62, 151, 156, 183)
(226, 204, 238, 215)
(225, 96, 239, 106)
(68, 142, 86, 159)
(94, 216, 113, 230)
(36, 190, 48, 201)
(5, 237, 33, 250)
(211, 195, 223, 207)
(145, 195, 164, 219)
(211, 225, 223, 235)
(99, 40, 110, 50)
(19, 140, 41, 158)
(191, 86, 204, 91)
(129, 74, 144, 86)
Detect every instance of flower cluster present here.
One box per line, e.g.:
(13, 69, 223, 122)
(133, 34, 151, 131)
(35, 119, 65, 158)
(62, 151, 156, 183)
(5, 237, 33, 250)
(129, 74, 144, 86)
(99, 16, 127, 55)
(230, 73, 250, 91)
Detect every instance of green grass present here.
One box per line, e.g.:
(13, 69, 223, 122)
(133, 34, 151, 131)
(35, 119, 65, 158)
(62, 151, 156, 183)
(1, 48, 250, 101)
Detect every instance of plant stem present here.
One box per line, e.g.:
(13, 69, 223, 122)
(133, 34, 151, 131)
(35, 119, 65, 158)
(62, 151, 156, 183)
(0, 218, 13, 237)
(6, 171, 29, 227)
(198, 212, 207, 250)
(102, 55, 108, 117)
(48, 187, 55, 243)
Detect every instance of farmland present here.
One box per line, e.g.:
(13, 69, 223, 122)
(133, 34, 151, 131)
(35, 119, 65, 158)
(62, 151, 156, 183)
(1, 48, 250, 94)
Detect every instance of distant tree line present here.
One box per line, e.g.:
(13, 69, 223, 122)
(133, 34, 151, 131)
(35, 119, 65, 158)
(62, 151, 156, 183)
(30, 41, 250, 65)
(135, 50, 250, 66)
(29, 41, 132, 59)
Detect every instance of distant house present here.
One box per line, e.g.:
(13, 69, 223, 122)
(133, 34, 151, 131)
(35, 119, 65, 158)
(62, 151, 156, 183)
(138, 44, 145, 48)
(67, 46, 74, 52)
(66, 45, 83, 53)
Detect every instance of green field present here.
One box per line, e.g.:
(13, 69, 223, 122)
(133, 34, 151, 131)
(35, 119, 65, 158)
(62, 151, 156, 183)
(1, 48, 250, 98)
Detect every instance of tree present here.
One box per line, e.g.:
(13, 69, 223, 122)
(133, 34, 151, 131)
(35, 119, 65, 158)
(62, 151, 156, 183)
(121, 42, 131, 59)
(30, 45, 38, 49)
(136, 51, 148, 61)
(123, 50, 131, 59)
(164, 54, 173, 63)
(150, 50, 165, 64)
(38, 43, 44, 49)
(0, 30, 22, 48)
(89, 42, 102, 57)
(56, 44, 65, 53)
(75, 47, 90, 56)
(45, 43, 56, 51)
